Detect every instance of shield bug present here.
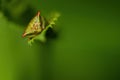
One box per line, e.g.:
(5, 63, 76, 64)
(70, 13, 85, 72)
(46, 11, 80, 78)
(22, 11, 47, 40)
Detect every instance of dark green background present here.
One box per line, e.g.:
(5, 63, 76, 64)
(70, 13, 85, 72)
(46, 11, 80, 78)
(0, 0, 120, 80)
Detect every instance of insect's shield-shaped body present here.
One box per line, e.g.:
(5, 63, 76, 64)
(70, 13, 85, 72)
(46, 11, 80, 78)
(22, 11, 60, 45)
(22, 11, 46, 40)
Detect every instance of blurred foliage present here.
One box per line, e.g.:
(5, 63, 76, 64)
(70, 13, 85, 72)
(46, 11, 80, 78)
(0, 11, 40, 80)
(0, 0, 36, 25)
(0, 0, 120, 80)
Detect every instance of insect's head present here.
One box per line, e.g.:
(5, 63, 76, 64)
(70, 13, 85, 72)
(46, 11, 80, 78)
(37, 11, 40, 16)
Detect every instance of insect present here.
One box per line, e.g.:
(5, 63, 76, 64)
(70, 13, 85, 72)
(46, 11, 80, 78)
(22, 11, 47, 40)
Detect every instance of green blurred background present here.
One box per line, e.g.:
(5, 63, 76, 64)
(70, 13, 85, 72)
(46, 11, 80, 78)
(0, 0, 120, 80)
